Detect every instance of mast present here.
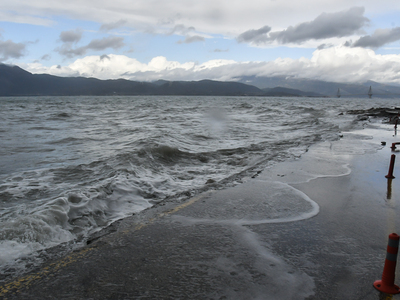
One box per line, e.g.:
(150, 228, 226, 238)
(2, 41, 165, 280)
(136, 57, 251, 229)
(337, 88, 341, 98)
(368, 86, 372, 98)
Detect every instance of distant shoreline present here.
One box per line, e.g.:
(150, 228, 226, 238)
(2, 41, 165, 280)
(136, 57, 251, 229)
(2, 64, 400, 98)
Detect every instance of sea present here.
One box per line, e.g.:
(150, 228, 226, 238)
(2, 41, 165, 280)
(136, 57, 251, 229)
(0, 95, 398, 279)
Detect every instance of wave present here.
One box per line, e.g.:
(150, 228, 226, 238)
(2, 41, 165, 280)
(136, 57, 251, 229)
(28, 126, 60, 131)
(1, 95, 395, 280)
(0, 136, 312, 270)
(47, 137, 84, 145)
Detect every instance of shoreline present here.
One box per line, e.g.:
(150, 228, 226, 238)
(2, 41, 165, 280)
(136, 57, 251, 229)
(2, 116, 400, 299)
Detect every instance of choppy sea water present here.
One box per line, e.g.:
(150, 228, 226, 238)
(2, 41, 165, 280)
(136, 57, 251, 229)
(0, 95, 397, 277)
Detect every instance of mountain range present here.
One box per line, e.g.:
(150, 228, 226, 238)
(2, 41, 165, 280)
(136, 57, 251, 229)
(1, 63, 400, 98)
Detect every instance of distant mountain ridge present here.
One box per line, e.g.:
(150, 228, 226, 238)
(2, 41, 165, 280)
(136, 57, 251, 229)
(237, 75, 400, 98)
(0, 64, 267, 96)
(1, 64, 400, 97)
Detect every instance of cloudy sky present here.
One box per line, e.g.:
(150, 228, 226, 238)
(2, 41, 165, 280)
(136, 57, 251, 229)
(2, 0, 400, 84)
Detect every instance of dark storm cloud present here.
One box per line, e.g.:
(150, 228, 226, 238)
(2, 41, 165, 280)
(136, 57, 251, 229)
(237, 7, 369, 45)
(59, 29, 82, 43)
(270, 7, 368, 43)
(0, 39, 26, 61)
(100, 20, 128, 32)
(56, 36, 125, 58)
(236, 26, 272, 44)
(353, 27, 400, 48)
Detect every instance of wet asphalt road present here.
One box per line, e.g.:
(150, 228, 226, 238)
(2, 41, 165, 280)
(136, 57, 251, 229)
(1, 139, 400, 300)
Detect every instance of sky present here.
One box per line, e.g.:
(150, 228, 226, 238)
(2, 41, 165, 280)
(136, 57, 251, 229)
(1, 0, 400, 84)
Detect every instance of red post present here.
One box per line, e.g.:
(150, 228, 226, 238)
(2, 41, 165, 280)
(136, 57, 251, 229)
(391, 143, 400, 151)
(374, 233, 400, 294)
(386, 155, 396, 179)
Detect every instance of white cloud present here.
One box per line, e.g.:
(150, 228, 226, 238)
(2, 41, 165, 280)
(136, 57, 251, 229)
(23, 46, 400, 84)
(2, 0, 400, 37)
(304, 46, 400, 83)
(0, 10, 54, 26)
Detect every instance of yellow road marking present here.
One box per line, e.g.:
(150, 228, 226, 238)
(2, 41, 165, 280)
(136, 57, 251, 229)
(0, 248, 93, 298)
(159, 194, 204, 217)
(0, 192, 206, 298)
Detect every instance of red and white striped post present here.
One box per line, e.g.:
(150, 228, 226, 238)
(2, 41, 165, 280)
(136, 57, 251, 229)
(374, 233, 400, 294)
